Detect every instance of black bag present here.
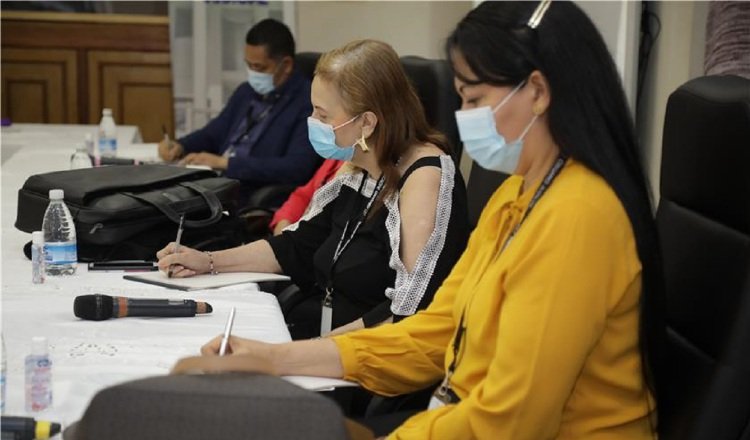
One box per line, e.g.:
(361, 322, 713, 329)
(15, 165, 248, 261)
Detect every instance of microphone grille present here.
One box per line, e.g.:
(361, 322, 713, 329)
(74, 294, 114, 321)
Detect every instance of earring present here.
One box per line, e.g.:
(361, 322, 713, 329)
(357, 132, 369, 152)
(532, 103, 545, 116)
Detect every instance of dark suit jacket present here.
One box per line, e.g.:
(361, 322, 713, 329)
(179, 71, 320, 195)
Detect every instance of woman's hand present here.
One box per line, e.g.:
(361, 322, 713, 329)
(171, 335, 276, 375)
(156, 242, 210, 278)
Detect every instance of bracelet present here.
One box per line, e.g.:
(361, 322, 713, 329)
(205, 251, 218, 275)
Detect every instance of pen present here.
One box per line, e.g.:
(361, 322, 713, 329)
(219, 307, 236, 356)
(167, 213, 185, 278)
(162, 124, 171, 145)
(162, 124, 178, 161)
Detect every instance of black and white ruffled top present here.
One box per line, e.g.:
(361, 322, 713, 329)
(266, 155, 469, 331)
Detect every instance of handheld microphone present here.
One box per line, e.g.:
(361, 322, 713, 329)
(73, 294, 213, 321)
(1, 416, 61, 440)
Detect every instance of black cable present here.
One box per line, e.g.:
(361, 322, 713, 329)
(637, 1, 661, 109)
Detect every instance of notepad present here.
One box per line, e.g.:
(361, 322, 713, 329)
(123, 271, 290, 291)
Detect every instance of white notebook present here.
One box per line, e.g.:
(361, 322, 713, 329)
(123, 271, 290, 291)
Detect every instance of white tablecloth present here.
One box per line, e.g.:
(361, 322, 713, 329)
(0, 124, 303, 431)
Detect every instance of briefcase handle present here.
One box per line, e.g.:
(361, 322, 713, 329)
(124, 181, 224, 228)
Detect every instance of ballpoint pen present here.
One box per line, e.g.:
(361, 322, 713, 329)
(219, 307, 236, 356)
(162, 124, 177, 161)
(161, 124, 170, 144)
(167, 213, 185, 278)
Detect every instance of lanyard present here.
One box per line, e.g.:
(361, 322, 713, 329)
(435, 155, 567, 403)
(324, 172, 386, 301)
(227, 100, 277, 151)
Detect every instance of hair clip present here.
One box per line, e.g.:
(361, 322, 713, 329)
(527, 0, 552, 29)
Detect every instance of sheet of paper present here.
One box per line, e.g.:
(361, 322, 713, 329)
(124, 271, 290, 291)
(282, 376, 358, 391)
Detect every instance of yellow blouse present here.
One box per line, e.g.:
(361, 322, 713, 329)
(333, 160, 654, 439)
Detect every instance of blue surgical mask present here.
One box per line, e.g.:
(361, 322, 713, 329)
(455, 81, 536, 174)
(247, 67, 275, 95)
(307, 115, 360, 161)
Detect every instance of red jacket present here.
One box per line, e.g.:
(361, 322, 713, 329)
(270, 159, 344, 229)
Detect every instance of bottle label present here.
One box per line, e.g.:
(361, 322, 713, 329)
(25, 355, 52, 412)
(32, 244, 45, 284)
(1, 368, 5, 414)
(44, 242, 77, 265)
(98, 138, 117, 156)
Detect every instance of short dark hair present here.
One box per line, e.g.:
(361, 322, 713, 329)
(447, 0, 665, 425)
(245, 18, 295, 60)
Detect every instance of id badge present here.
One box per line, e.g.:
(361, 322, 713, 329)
(428, 395, 446, 410)
(321, 303, 332, 335)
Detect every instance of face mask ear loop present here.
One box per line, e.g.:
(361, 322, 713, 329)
(332, 114, 360, 131)
(516, 114, 538, 142)
(492, 80, 528, 113)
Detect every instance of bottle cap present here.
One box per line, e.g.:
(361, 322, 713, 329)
(32, 231, 44, 245)
(31, 336, 48, 356)
(48, 189, 64, 200)
(103, 108, 113, 116)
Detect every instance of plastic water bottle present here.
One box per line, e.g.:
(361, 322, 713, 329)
(42, 189, 77, 276)
(31, 231, 45, 284)
(70, 145, 92, 169)
(25, 336, 52, 412)
(97, 108, 117, 158)
(84, 133, 95, 156)
(1, 333, 7, 414)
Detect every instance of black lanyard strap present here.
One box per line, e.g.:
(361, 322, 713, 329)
(438, 155, 567, 399)
(325, 173, 386, 297)
(500, 155, 567, 252)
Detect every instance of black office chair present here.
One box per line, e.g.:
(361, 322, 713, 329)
(64, 374, 373, 440)
(296, 51, 322, 80)
(465, 163, 509, 228)
(399, 55, 462, 160)
(654, 75, 750, 439)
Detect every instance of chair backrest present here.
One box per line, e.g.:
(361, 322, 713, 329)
(655, 74, 750, 439)
(295, 51, 321, 81)
(64, 373, 356, 440)
(465, 163, 509, 228)
(399, 55, 462, 159)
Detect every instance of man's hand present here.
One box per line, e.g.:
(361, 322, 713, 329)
(158, 139, 184, 162)
(180, 152, 229, 170)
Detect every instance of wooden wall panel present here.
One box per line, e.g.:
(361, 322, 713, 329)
(88, 51, 173, 142)
(0, 48, 77, 123)
(1, 12, 172, 138)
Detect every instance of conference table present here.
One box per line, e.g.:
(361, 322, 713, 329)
(0, 124, 349, 435)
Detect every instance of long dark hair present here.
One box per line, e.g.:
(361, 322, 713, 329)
(447, 0, 664, 423)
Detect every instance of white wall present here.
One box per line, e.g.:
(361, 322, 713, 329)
(636, 1, 708, 203)
(576, 1, 641, 113)
(296, 1, 473, 59)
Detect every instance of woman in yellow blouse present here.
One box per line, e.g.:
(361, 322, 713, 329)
(173, 1, 664, 438)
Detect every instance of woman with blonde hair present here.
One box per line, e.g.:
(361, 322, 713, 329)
(158, 40, 469, 340)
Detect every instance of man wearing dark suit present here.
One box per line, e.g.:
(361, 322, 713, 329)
(158, 19, 320, 204)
